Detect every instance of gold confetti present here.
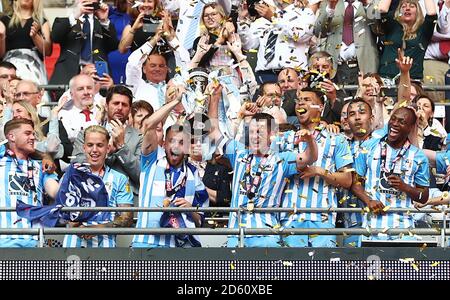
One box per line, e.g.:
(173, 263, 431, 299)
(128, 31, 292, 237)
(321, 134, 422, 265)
(310, 234, 319, 239)
(431, 262, 441, 267)
(282, 261, 293, 267)
(382, 206, 391, 212)
(230, 263, 235, 270)
(248, 49, 258, 53)
(358, 128, 367, 134)
(284, 190, 293, 193)
(296, 108, 306, 113)
(411, 263, 419, 272)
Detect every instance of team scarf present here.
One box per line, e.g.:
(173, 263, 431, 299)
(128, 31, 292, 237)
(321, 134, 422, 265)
(16, 163, 109, 227)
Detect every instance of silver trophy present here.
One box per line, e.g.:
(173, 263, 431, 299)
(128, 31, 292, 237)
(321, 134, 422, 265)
(185, 68, 212, 139)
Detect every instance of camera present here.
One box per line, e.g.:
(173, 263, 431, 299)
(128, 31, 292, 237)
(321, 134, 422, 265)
(142, 15, 161, 33)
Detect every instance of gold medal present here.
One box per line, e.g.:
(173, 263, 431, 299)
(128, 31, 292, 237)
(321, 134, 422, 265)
(247, 200, 254, 212)
(163, 198, 171, 208)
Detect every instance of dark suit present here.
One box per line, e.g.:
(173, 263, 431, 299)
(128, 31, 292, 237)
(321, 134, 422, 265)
(49, 16, 118, 85)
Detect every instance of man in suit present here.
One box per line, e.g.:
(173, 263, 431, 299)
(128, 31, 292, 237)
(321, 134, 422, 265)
(71, 85, 142, 201)
(314, 0, 378, 86)
(49, 0, 118, 87)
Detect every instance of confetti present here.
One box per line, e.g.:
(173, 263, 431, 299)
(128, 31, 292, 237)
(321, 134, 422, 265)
(431, 262, 441, 267)
(284, 190, 293, 193)
(382, 206, 391, 212)
(230, 263, 235, 270)
(282, 261, 293, 267)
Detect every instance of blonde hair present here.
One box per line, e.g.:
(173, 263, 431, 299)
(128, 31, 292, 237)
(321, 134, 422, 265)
(84, 125, 111, 142)
(130, 0, 163, 20)
(13, 100, 44, 140)
(200, 3, 227, 36)
(395, 0, 424, 40)
(10, 0, 45, 29)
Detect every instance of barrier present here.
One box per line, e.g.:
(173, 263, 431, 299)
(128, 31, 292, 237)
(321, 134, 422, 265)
(1, 206, 447, 248)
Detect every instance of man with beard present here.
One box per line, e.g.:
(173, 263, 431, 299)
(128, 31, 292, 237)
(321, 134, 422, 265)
(132, 84, 209, 248)
(71, 85, 143, 202)
(208, 83, 319, 248)
(279, 87, 353, 247)
(351, 107, 430, 242)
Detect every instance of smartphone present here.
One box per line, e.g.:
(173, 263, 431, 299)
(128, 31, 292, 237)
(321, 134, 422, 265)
(87, 1, 101, 10)
(142, 15, 161, 33)
(95, 61, 108, 77)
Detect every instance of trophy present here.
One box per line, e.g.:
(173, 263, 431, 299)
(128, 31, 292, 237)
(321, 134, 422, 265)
(184, 68, 212, 140)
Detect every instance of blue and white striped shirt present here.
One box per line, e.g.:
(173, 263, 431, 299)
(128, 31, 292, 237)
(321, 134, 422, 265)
(221, 138, 299, 233)
(133, 147, 208, 247)
(355, 137, 430, 230)
(338, 138, 370, 228)
(63, 167, 134, 248)
(280, 129, 353, 225)
(0, 154, 57, 242)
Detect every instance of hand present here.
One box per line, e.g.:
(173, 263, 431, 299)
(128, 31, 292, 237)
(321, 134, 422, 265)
(328, 0, 339, 9)
(238, 102, 259, 119)
(319, 79, 337, 102)
(29, 21, 41, 38)
(224, 21, 236, 36)
(325, 123, 340, 134)
(149, 27, 163, 46)
(414, 201, 428, 209)
(75, 0, 94, 19)
(226, 35, 244, 58)
(256, 95, 272, 108)
(95, 2, 109, 22)
(132, 12, 145, 31)
(173, 197, 192, 208)
(42, 156, 57, 174)
(387, 175, 407, 192)
(255, 2, 274, 20)
(215, 27, 229, 46)
(110, 119, 126, 149)
(165, 81, 185, 104)
(294, 129, 314, 144)
(367, 200, 386, 215)
(196, 35, 212, 57)
(395, 48, 413, 74)
(94, 73, 114, 90)
(206, 81, 222, 104)
(238, 0, 250, 20)
(52, 95, 70, 118)
(161, 10, 175, 41)
(299, 165, 321, 179)
(0, 20, 5, 38)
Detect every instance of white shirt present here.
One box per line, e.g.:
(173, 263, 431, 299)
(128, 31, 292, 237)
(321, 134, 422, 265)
(238, 4, 316, 72)
(424, 1, 450, 62)
(58, 105, 99, 143)
(161, 0, 232, 50)
(326, 1, 362, 62)
(125, 41, 167, 110)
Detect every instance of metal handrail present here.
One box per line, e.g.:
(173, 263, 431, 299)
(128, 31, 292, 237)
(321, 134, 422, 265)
(1, 227, 448, 235)
(2, 206, 448, 213)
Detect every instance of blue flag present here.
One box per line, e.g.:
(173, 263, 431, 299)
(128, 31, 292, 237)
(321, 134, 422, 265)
(16, 164, 109, 227)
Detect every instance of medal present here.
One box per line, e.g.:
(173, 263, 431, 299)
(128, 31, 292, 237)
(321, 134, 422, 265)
(247, 200, 254, 212)
(163, 198, 171, 207)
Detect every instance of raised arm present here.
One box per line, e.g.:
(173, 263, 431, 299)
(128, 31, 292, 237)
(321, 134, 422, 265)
(207, 82, 224, 143)
(396, 48, 413, 104)
(141, 83, 184, 155)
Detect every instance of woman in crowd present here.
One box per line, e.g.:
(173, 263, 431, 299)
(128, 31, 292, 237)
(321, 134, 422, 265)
(118, 0, 163, 54)
(2, 99, 66, 159)
(0, 0, 52, 87)
(376, 0, 436, 82)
